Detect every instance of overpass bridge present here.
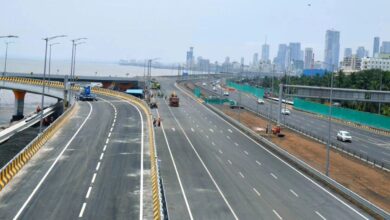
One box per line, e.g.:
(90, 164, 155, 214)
(0, 76, 388, 219)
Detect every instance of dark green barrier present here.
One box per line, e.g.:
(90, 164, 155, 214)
(227, 81, 264, 98)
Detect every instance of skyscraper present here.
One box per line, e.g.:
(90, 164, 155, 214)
(275, 44, 288, 71)
(304, 48, 314, 69)
(324, 29, 340, 71)
(261, 43, 270, 62)
(380, 41, 390, 54)
(252, 53, 258, 67)
(373, 37, 380, 57)
(356, 46, 366, 59)
(240, 57, 245, 66)
(289, 42, 301, 61)
(344, 48, 352, 58)
(186, 47, 194, 69)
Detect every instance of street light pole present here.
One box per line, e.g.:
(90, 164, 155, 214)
(68, 38, 87, 103)
(48, 42, 60, 83)
(39, 35, 66, 133)
(1, 35, 18, 76)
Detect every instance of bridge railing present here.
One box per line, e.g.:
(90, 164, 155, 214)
(0, 76, 163, 220)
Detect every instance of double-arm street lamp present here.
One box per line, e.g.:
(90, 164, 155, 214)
(1, 35, 19, 76)
(39, 35, 67, 133)
(68, 38, 87, 102)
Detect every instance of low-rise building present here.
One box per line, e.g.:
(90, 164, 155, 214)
(360, 57, 390, 71)
(341, 55, 361, 74)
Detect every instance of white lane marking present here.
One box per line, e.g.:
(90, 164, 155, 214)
(218, 149, 223, 154)
(228, 129, 233, 133)
(289, 189, 299, 197)
(172, 127, 176, 131)
(209, 128, 214, 133)
(253, 188, 261, 197)
(91, 173, 97, 184)
(270, 173, 278, 179)
(113, 119, 116, 123)
(96, 162, 101, 171)
(79, 202, 87, 218)
(108, 132, 111, 137)
(191, 128, 195, 132)
(13, 102, 93, 220)
(103, 145, 107, 152)
(238, 172, 245, 178)
(111, 123, 115, 127)
(176, 83, 370, 220)
(85, 186, 92, 199)
(212, 142, 216, 146)
(226, 135, 231, 139)
(227, 160, 232, 165)
(100, 153, 104, 160)
(110, 127, 113, 132)
(273, 209, 283, 220)
(156, 109, 194, 220)
(106, 138, 109, 144)
(315, 211, 327, 220)
(256, 160, 262, 166)
(244, 151, 249, 155)
(165, 100, 239, 220)
(234, 142, 239, 146)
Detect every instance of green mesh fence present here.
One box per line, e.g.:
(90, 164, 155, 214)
(194, 87, 201, 97)
(293, 98, 390, 131)
(227, 81, 264, 98)
(204, 98, 235, 105)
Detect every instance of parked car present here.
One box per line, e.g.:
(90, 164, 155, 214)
(337, 130, 352, 142)
(212, 86, 217, 91)
(257, 98, 265, 104)
(230, 105, 244, 109)
(281, 109, 291, 115)
(223, 91, 229, 96)
(202, 82, 207, 86)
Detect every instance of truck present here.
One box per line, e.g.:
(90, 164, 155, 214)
(78, 85, 97, 101)
(169, 92, 179, 107)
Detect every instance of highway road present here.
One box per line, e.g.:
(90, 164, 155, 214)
(0, 96, 148, 220)
(198, 80, 390, 168)
(154, 77, 371, 219)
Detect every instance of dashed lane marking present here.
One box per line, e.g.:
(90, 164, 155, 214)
(91, 173, 97, 184)
(289, 189, 299, 198)
(238, 172, 245, 178)
(79, 202, 87, 218)
(244, 151, 249, 155)
(256, 160, 262, 166)
(85, 186, 92, 199)
(270, 173, 278, 179)
(96, 162, 101, 171)
(227, 160, 232, 165)
(315, 211, 327, 220)
(253, 188, 261, 197)
(273, 210, 283, 220)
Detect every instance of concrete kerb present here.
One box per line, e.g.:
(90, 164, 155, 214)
(92, 88, 163, 220)
(204, 102, 389, 219)
(0, 100, 76, 192)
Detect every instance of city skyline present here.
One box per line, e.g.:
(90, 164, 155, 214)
(1, 0, 390, 64)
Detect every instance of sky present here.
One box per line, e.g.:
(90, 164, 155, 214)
(1, 0, 389, 64)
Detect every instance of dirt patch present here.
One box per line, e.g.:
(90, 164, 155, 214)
(219, 105, 390, 212)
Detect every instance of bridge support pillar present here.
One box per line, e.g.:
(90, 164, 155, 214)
(11, 90, 26, 122)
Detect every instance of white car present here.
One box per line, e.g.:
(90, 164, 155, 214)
(223, 91, 229, 96)
(337, 131, 352, 142)
(257, 98, 265, 104)
(281, 109, 291, 115)
(202, 82, 207, 86)
(212, 86, 217, 91)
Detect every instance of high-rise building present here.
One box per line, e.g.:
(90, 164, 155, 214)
(275, 44, 288, 71)
(380, 41, 390, 54)
(373, 37, 380, 57)
(344, 48, 352, 58)
(186, 47, 194, 69)
(304, 48, 314, 69)
(289, 42, 301, 61)
(240, 57, 245, 66)
(261, 43, 270, 61)
(356, 46, 366, 59)
(252, 53, 258, 67)
(324, 29, 340, 71)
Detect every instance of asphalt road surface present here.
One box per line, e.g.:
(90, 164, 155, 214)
(0, 96, 147, 220)
(154, 77, 372, 220)
(198, 80, 390, 168)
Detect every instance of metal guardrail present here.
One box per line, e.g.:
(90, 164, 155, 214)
(178, 80, 389, 219)
(0, 77, 164, 220)
(0, 101, 76, 192)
